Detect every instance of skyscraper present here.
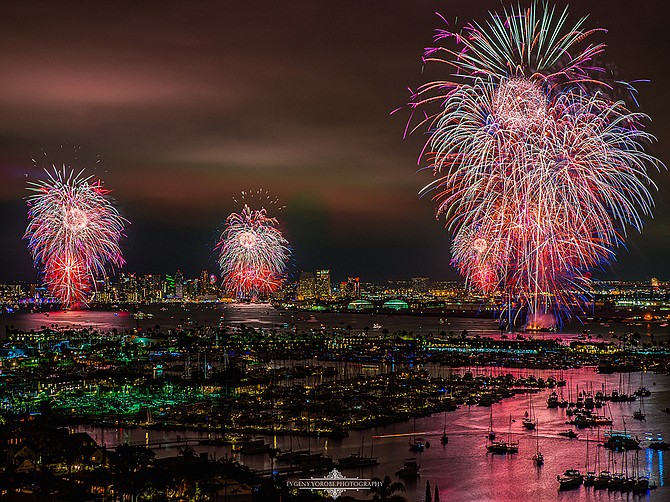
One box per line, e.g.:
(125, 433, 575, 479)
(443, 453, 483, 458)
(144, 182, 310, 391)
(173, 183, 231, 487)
(175, 271, 184, 300)
(315, 269, 331, 299)
(298, 271, 316, 300)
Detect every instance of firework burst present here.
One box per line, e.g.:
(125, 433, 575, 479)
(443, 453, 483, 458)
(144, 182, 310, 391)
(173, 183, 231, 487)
(216, 195, 290, 298)
(25, 168, 126, 307)
(407, 2, 662, 325)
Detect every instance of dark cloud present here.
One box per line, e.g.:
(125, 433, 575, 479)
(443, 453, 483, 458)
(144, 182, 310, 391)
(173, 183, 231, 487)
(0, 0, 668, 283)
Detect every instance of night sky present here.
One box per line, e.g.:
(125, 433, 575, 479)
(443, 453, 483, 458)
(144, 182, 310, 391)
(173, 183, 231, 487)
(1, 0, 668, 284)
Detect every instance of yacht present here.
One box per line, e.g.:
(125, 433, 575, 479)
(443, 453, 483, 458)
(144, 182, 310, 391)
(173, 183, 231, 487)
(593, 471, 612, 489)
(558, 469, 583, 490)
(546, 392, 559, 408)
(408, 437, 425, 452)
(395, 458, 420, 478)
(603, 431, 640, 451)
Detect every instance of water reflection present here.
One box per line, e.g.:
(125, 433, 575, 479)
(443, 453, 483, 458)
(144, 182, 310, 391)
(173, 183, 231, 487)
(75, 367, 670, 501)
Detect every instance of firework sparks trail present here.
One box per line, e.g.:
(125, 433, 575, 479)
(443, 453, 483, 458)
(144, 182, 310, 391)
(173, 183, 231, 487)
(216, 199, 290, 298)
(406, 2, 662, 325)
(25, 168, 126, 307)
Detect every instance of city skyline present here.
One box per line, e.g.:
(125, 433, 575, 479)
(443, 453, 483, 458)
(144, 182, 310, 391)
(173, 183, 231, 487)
(1, 0, 668, 284)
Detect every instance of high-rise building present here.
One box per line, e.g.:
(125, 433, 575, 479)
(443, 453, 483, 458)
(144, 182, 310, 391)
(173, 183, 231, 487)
(164, 275, 175, 298)
(412, 277, 429, 294)
(298, 271, 316, 300)
(199, 270, 210, 295)
(183, 279, 198, 300)
(315, 269, 331, 299)
(175, 271, 184, 299)
(340, 277, 360, 299)
(92, 276, 117, 303)
(141, 274, 163, 303)
(120, 273, 139, 303)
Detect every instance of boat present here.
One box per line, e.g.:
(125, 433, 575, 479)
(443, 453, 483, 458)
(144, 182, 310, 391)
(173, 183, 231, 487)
(522, 394, 536, 430)
(440, 410, 449, 445)
(338, 436, 378, 468)
(648, 441, 669, 450)
(594, 471, 611, 489)
(633, 396, 646, 421)
(569, 413, 612, 428)
(583, 433, 595, 486)
(337, 452, 379, 468)
(662, 407, 670, 414)
(630, 449, 649, 493)
(557, 469, 583, 490)
(408, 419, 425, 452)
(300, 454, 333, 473)
(546, 391, 559, 408)
(440, 431, 449, 445)
(633, 476, 650, 493)
(487, 415, 518, 454)
(198, 437, 228, 446)
(487, 407, 496, 440)
(608, 472, 626, 490)
(584, 393, 595, 410)
(532, 421, 543, 466)
(395, 458, 420, 478)
(558, 430, 578, 439)
(634, 372, 651, 397)
(604, 430, 640, 451)
(233, 438, 278, 455)
(487, 440, 519, 454)
(276, 449, 311, 463)
(408, 438, 425, 452)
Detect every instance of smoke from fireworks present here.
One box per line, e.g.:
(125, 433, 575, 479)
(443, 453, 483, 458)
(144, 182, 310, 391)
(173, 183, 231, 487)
(216, 192, 290, 298)
(407, 2, 662, 324)
(25, 168, 126, 307)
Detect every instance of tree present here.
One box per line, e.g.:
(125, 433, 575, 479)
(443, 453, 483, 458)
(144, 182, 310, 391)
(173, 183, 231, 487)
(369, 475, 406, 501)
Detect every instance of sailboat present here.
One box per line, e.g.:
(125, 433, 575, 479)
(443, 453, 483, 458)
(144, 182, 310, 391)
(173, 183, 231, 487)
(522, 394, 536, 430)
(593, 429, 610, 489)
(583, 433, 596, 486)
(337, 436, 379, 468)
(532, 421, 543, 466)
(632, 449, 650, 493)
(409, 419, 425, 452)
(634, 372, 651, 397)
(633, 396, 646, 421)
(487, 407, 496, 440)
(440, 411, 449, 445)
(487, 414, 518, 454)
